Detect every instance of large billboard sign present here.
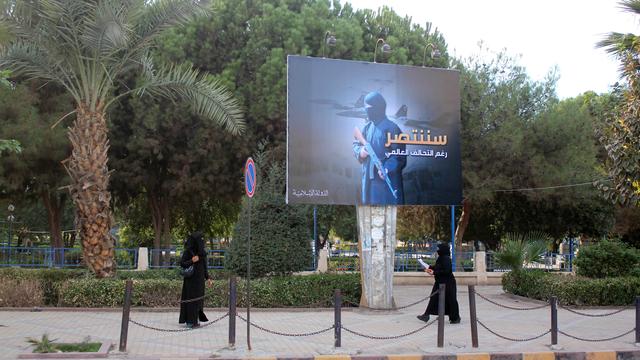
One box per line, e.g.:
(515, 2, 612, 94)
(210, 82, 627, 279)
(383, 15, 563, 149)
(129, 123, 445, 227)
(287, 56, 462, 206)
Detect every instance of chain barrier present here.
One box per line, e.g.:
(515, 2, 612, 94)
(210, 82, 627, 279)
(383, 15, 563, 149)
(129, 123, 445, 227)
(343, 289, 440, 311)
(475, 291, 549, 310)
(236, 313, 334, 337)
(129, 312, 229, 332)
(476, 319, 550, 342)
(558, 328, 636, 342)
(558, 303, 633, 317)
(341, 318, 437, 340)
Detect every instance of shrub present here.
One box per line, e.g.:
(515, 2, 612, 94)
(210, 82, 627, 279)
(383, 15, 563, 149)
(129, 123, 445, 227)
(226, 157, 312, 277)
(494, 232, 549, 271)
(0, 277, 44, 306)
(55, 273, 360, 308)
(503, 270, 640, 306)
(574, 239, 639, 278)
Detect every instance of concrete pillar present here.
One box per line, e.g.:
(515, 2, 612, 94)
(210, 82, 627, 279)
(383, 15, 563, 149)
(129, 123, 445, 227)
(357, 205, 396, 309)
(137, 247, 149, 271)
(474, 251, 486, 272)
(474, 250, 487, 285)
(317, 249, 328, 273)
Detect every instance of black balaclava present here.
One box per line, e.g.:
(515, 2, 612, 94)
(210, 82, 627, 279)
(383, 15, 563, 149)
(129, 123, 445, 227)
(437, 243, 451, 257)
(364, 91, 387, 123)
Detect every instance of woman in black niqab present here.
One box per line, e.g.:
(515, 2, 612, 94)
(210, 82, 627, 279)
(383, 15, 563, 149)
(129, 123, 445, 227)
(179, 231, 210, 328)
(417, 243, 461, 324)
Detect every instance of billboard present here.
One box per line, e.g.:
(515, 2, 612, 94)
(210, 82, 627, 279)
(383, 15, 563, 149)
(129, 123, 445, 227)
(287, 56, 461, 206)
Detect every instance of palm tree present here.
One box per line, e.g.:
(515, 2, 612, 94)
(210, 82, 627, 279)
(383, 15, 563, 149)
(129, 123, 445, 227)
(0, 1, 244, 277)
(595, 0, 640, 207)
(494, 231, 549, 272)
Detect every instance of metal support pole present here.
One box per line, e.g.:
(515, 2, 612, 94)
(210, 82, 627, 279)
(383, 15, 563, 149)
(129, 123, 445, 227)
(119, 280, 133, 352)
(313, 206, 318, 268)
(450, 206, 456, 272)
(636, 296, 640, 344)
(246, 199, 252, 351)
(437, 283, 446, 348)
(334, 289, 342, 347)
(468, 285, 478, 348)
(568, 238, 573, 272)
(228, 276, 237, 346)
(551, 296, 558, 346)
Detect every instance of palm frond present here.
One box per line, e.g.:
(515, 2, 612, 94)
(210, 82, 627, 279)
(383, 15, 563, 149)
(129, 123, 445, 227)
(495, 231, 550, 271)
(81, 1, 133, 59)
(0, 41, 81, 101)
(132, 61, 244, 135)
(619, 0, 640, 16)
(135, 0, 210, 41)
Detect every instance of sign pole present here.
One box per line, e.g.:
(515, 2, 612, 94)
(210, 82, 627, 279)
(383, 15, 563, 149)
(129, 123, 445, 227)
(244, 158, 256, 351)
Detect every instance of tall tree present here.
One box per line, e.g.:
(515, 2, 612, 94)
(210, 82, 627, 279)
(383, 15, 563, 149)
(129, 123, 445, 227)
(0, 1, 244, 277)
(596, 0, 640, 207)
(0, 82, 73, 250)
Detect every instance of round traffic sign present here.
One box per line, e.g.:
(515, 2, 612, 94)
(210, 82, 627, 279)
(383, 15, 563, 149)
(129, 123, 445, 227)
(244, 158, 256, 198)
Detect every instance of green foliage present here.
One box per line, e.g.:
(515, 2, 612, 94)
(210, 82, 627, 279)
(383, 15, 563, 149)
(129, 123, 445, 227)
(54, 274, 359, 308)
(596, 1, 640, 206)
(0, 139, 20, 154)
(574, 239, 640, 278)
(503, 270, 640, 306)
(27, 334, 100, 353)
(494, 232, 549, 271)
(226, 148, 312, 277)
(27, 334, 58, 353)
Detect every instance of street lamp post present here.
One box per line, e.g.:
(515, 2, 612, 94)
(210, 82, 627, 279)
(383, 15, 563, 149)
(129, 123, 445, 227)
(422, 43, 441, 67)
(7, 204, 15, 247)
(322, 31, 337, 58)
(373, 38, 391, 63)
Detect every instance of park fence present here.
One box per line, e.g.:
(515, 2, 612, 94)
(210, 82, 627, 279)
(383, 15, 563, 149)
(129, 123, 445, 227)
(117, 279, 639, 353)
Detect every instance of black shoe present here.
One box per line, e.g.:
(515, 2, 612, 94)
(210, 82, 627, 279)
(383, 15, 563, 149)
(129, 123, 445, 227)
(450, 318, 461, 324)
(417, 314, 430, 322)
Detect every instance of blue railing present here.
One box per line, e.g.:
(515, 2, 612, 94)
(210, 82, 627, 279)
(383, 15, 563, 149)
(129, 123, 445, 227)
(149, 248, 227, 269)
(486, 251, 575, 272)
(0, 247, 138, 269)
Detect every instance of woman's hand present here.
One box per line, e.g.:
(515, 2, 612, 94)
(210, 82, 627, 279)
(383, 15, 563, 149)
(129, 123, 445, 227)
(192, 255, 199, 263)
(425, 268, 434, 275)
(207, 279, 213, 288)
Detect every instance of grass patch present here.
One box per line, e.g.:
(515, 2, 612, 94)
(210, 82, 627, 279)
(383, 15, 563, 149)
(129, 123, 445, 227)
(27, 334, 101, 353)
(51, 342, 101, 353)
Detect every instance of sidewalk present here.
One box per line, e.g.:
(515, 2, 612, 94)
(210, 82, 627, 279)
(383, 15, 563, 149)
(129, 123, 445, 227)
(1, 286, 638, 359)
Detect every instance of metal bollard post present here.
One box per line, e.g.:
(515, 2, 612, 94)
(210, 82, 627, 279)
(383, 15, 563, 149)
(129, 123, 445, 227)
(550, 296, 558, 346)
(468, 285, 478, 348)
(437, 283, 446, 348)
(334, 289, 342, 347)
(119, 280, 133, 352)
(228, 276, 237, 346)
(636, 296, 640, 344)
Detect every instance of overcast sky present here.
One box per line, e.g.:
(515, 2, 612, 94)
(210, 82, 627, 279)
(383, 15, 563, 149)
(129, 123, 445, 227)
(346, 0, 640, 99)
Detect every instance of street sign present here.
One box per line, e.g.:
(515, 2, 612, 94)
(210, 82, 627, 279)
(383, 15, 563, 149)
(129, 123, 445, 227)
(244, 158, 256, 198)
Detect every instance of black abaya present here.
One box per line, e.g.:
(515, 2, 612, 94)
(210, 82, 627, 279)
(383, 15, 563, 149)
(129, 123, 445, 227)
(421, 245, 460, 322)
(178, 233, 209, 325)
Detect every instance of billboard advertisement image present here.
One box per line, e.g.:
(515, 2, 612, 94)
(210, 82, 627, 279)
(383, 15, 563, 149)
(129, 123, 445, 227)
(287, 56, 461, 206)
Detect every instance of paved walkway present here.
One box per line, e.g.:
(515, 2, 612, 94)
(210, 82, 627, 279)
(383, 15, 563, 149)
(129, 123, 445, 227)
(0, 286, 638, 359)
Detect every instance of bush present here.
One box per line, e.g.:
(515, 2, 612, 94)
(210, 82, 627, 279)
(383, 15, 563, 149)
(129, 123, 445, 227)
(503, 270, 640, 306)
(51, 273, 361, 308)
(0, 277, 44, 306)
(574, 239, 639, 278)
(226, 157, 312, 277)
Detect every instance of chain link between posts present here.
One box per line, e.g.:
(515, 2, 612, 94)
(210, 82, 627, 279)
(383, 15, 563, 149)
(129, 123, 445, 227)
(129, 312, 229, 332)
(476, 319, 550, 342)
(558, 328, 636, 342)
(341, 318, 438, 340)
(475, 291, 549, 310)
(236, 313, 334, 337)
(558, 303, 633, 317)
(343, 289, 440, 310)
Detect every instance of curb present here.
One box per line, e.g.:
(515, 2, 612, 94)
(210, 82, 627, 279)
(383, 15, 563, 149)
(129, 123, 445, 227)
(201, 351, 640, 360)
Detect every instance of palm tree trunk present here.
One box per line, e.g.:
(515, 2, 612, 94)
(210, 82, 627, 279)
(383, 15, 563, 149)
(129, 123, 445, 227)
(454, 198, 471, 270)
(62, 103, 115, 278)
